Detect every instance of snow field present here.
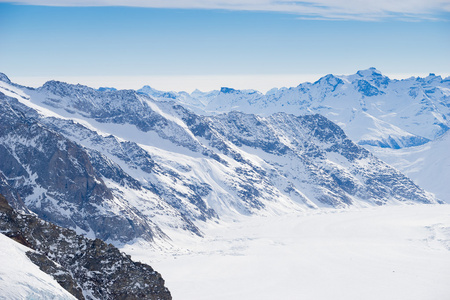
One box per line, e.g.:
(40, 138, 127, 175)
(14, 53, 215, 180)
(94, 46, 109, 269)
(124, 204, 450, 300)
(0, 234, 76, 300)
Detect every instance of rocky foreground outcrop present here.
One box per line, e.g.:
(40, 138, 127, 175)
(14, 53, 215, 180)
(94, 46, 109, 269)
(0, 194, 171, 300)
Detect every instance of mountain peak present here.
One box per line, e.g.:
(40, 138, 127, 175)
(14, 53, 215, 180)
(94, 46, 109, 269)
(314, 73, 337, 82)
(220, 87, 237, 94)
(140, 85, 155, 91)
(313, 74, 343, 91)
(425, 73, 442, 82)
(98, 87, 117, 92)
(356, 67, 382, 78)
(0, 72, 11, 84)
(41, 80, 72, 89)
(353, 68, 390, 88)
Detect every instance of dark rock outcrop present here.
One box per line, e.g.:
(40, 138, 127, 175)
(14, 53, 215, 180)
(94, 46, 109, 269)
(0, 194, 171, 300)
(0, 92, 162, 243)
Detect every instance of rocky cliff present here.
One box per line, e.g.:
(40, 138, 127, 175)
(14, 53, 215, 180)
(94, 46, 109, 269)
(0, 193, 171, 300)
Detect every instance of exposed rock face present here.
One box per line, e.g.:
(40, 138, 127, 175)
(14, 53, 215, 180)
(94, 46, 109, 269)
(0, 194, 171, 300)
(184, 111, 438, 206)
(0, 92, 163, 243)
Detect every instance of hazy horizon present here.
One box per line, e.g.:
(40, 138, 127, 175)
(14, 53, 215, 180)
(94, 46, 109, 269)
(1, 1, 449, 92)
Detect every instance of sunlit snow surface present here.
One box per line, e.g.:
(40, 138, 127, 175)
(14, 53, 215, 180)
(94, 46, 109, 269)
(0, 234, 76, 300)
(123, 205, 450, 300)
(367, 132, 450, 203)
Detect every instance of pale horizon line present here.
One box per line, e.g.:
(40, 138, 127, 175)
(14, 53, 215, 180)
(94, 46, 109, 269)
(8, 72, 450, 94)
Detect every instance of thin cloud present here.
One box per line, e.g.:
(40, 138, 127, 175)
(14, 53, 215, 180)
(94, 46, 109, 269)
(1, 0, 449, 20)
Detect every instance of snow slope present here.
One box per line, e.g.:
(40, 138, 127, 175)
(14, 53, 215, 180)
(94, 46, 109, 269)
(124, 204, 450, 300)
(368, 131, 450, 203)
(0, 234, 76, 300)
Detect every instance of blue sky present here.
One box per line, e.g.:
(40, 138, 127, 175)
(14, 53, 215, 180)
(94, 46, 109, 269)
(0, 1, 449, 92)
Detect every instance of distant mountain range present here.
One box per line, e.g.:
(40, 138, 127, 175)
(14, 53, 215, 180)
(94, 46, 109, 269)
(0, 69, 443, 247)
(139, 68, 450, 149)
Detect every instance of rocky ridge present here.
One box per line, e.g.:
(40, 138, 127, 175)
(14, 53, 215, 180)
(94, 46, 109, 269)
(0, 91, 169, 243)
(0, 193, 171, 300)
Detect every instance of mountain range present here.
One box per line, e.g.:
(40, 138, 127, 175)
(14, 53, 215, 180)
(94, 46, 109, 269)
(139, 68, 450, 149)
(0, 69, 444, 247)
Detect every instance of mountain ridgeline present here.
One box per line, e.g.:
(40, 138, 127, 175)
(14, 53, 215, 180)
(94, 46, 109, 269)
(139, 68, 450, 149)
(0, 70, 442, 246)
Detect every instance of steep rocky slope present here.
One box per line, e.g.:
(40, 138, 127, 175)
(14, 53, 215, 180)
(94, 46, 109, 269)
(367, 131, 450, 202)
(0, 194, 171, 300)
(0, 92, 168, 243)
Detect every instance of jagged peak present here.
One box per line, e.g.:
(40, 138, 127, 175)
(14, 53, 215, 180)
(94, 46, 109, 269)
(313, 74, 344, 89)
(191, 88, 203, 94)
(425, 73, 442, 82)
(220, 87, 237, 94)
(413, 73, 445, 84)
(0, 72, 12, 84)
(139, 85, 157, 91)
(41, 80, 84, 90)
(350, 68, 390, 88)
(218, 87, 261, 96)
(356, 67, 383, 78)
(39, 80, 140, 102)
(138, 86, 178, 100)
(266, 87, 280, 95)
(39, 80, 98, 97)
(98, 87, 117, 92)
(242, 89, 260, 95)
(314, 73, 336, 84)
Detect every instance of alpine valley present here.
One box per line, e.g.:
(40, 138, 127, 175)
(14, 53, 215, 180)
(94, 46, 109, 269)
(0, 69, 449, 300)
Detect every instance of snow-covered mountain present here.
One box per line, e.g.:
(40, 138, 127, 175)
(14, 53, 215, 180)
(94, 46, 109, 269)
(0, 72, 440, 245)
(367, 130, 450, 202)
(138, 68, 450, 150)
(0, 91, 170, 244)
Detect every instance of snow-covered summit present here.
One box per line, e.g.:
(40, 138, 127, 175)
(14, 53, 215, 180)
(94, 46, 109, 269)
(136, 68, 449, 149)
(355, 67, 384, 79)
(313, 73, 344, 87)
(0, 72, 11, 84)
(98, 86, 117, 92)
(138, 85, 177, 100)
